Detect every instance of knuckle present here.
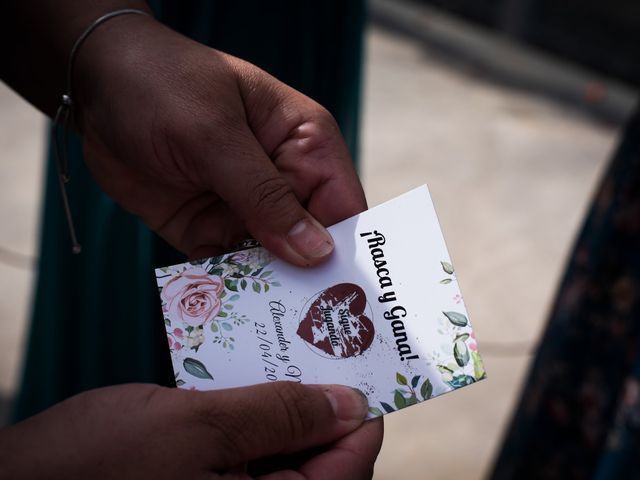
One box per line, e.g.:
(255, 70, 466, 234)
(250, 176, 297, 214)
(310, 106, 339, 133)
(193, 397, 250, 464)
(288, 105, 345, 161)
(270, 382, 317, 439)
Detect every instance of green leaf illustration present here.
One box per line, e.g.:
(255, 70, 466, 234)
(175, 379, 185, 387)
(380, 402, 395, 414)
(394, 390, 407, 409)
(420, 379, 433, 400)
(368, 407, 384, 417)
(221, 322, 232, 331)
(208, 267, 224, 276)
(224, 304, 233, 310)
(441, 261, 454, 274)
(260, 271, 272, 278)
(264, 284, 270, 292)
(183, 358, 213, 380)
(225, 279, 238, 292)
(164, 317, 171, 327)
(447, 374, 475, 389)
(217, 311, 228, 318)
(447, 362, 459, 372)
(472, 351, 486, 380)
(272, 282, 281, 287)
(437, 365, 454, 374)
(185, 326, 194, 333)
(210, 322, 219, 332)
(454, 340, 470, 367)
(454, 333, 470, 342)
(440, 278, 453, 284)
(240, 279, 248, 290)
(228, 294, 240, 302)
(438, 365, 458, 382)
(406, 395, 418, 406)
(411, 375, 420, 388)
(443, 311, 468, 327)
(396, 372, 408, 386)
(252, 281, 261, 293)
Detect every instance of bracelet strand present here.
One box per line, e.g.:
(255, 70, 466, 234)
(53, 8, 151, 254)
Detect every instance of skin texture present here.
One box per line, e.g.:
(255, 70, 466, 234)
(1, 2, 381, 477)
(0, 382, 384, 479)
(74, 14, 367, 264)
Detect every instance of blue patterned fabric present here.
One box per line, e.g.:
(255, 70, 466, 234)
(492, 107, 640, 479)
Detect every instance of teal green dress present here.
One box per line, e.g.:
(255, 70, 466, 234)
(14, 0, 365, 421)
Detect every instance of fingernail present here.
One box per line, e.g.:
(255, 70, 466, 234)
(287, 218, 334, 260)
(322, 385, 369, 422)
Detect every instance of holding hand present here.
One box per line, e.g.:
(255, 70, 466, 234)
(73, 14, 367, 265)
(0, 382, 383, 479)
(0, 6, 380, 479)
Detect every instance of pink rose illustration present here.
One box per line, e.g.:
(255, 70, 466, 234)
(161, 267, 224, 327)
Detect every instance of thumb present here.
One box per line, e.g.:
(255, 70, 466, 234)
(193, 382, 369, 466)
(202, 128, 335, 267)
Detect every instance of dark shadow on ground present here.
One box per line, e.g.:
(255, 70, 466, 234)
(370, 0, 637, 127)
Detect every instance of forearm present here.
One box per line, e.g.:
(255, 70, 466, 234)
(0, 0, 151, 117)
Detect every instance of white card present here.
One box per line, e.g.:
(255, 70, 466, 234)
(156, 185, 485, 417)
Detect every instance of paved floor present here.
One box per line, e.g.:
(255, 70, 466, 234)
(0, 18, 629, 480)
(0, 87, 45, 397)
(362, 25, 622, 479)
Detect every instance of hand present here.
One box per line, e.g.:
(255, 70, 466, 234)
(0, 382, 383, 479)
(73, 14, 367, 265)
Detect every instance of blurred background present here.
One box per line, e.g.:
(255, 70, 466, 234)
(0, 0, 637, 478)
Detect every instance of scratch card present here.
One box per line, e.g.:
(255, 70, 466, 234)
(155, 186, 485, 417)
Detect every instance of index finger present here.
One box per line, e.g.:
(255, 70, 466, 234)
(272, 114, 368, 227)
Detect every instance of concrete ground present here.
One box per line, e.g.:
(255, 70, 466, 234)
(0, 83, 45, 419)
(362, 20, 626, 480)
(0, 8, 633, 479)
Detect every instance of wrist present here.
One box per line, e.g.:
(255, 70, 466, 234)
(71, 14, 234, 138)
(70, 10, 162, 132)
